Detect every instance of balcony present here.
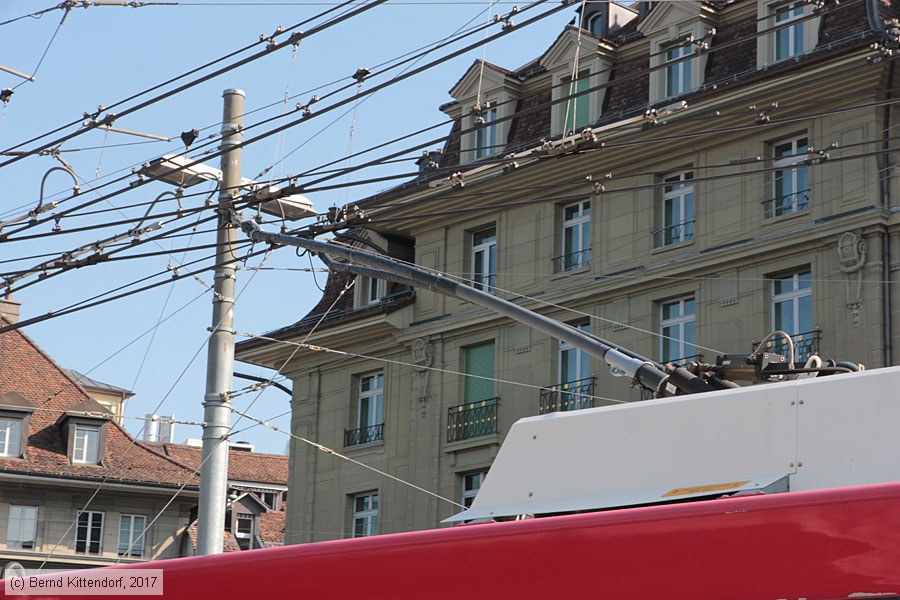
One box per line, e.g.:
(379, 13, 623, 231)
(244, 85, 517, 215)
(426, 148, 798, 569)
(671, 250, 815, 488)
(539, 377, 596, 414)
(552, 248, 590, 273)
(447, 399, 499, 443)
(751, 330, 821, 363)
(344, 423, 384, 447)
(763, 189, 810, 219)
(653, 220, 695, 248)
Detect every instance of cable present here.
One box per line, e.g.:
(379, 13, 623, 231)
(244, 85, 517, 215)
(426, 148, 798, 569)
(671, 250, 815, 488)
(12, 3, 72, 91)
(0, 0, 388, 165)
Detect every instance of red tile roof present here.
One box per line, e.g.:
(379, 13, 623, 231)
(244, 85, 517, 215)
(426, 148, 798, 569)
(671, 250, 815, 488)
(0, 318, 199, 489)
(152, 443, 288, 486)
(259, 511, 285, 547)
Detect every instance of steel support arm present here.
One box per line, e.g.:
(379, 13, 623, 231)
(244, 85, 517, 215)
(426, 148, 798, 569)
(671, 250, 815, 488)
(240, 220, 673, 396)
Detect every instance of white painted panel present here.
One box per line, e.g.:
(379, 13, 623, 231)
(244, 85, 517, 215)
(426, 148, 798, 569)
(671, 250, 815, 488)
(792, 367, 900, 490)
(449, 379, 801, 521)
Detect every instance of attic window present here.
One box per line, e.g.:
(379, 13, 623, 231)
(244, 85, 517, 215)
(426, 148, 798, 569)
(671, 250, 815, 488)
(0, 393, 35, 459)
(60, 409, 109, 466)
(0, 417, 23, 458)
(73, 424, 100, 464)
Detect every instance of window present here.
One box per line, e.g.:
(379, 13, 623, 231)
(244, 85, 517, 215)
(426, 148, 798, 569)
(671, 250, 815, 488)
(347, 372, 383, 446)
(771, 270, 812, 335)
(559, 324, 591, 387)
(660, 297, 696, 363)
(75, 511, 103, 554)
(471, 227, 497, 292)
(117, 514, 146, 558)
(72, 423, 100, 464)
(464, 342, 495, 404)
(0, 417, 22, 458)
(474, 105, 498, 160)
(661, 171, 694, 246)
(561, 71, 591, 134)
(557, 324, 592, 411)
(235, 513, 254, 539)
(363, 277, 385, 305)
(462, 472, 487, 508)
(774, 2, 804, 61)
(6, 506, 37, 550)
(664, 43, 693, 98)
(560, 201, 590, 271)
(352, 493, 378, 538)
(771, 136, 809, 217)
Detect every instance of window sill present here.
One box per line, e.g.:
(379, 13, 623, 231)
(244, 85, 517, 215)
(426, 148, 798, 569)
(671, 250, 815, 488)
(551, 265, 591, 280)
(763, 208, 810, 225)
(444, 432, 502, 454)
(343, 440, 385, 454)
(651, 239, 694, 255)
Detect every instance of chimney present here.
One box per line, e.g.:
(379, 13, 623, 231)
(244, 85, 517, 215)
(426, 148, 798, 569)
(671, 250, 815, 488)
(0, 297, 20, 324)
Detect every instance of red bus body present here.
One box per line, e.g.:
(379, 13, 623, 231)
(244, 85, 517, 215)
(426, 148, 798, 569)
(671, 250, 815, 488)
(6, 481, 900, 599)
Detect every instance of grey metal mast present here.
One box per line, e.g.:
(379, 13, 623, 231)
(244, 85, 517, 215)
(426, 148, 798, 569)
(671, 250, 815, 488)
(197, 88, 244, 555)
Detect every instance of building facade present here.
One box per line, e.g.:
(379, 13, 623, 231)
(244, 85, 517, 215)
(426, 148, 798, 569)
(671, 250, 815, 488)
(0, 300, 286, 573)
(235, 0, 900, 544)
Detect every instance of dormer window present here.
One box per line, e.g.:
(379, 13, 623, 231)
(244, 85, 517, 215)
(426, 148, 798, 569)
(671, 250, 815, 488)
(542, 28, 615, 136)
(73, 423, 100, 464)
(58, 398, 109, 466)
(444, 61, 520, 165)
(0, 392, 35, 459)
(757, 0, 819, 67)
(639, 3, 717, 104)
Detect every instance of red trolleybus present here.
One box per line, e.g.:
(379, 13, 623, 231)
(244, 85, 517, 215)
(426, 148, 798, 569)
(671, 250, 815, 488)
(5, 481, 900, 599)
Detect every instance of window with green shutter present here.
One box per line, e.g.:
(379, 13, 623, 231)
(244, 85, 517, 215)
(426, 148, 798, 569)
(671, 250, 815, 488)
(464, 342, 495, 404)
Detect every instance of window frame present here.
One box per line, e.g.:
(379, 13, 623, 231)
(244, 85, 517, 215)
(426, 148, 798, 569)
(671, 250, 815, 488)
(659, 170, 695, 246)
(773, 2, 805, 61)
(473, 104, 499, 160)
(770, 135, 810, 218)
(351, 492, 379, 538)
(72, 423, 101, 465)
(356, 372, 384, 433)
(659, 297, 697, 363)
(559, 200, 591, 272)
(470, 226, 497, 292)
(558, 323, 591, 386)
(75, 510, 104, 555)
(6, 505, 38, 550)
(117, 514, 147, 558)
(0, 416, 23, 459)
(664, 42, 693, 98)
(770, 269, 813, 335)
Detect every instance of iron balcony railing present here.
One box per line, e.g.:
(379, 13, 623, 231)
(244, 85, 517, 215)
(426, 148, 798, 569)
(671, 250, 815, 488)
(752, 330, 821, 364)
(447, 398, 499, 443)
(539, 377, 596, 414)
(344, 423, 384, 447)
(552, 248, 591, 273)
(652, 220, 695, 248)
(762, 189, 810, 219)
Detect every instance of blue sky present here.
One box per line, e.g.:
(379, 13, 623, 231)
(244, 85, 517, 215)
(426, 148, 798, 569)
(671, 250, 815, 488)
(0, 0, 572, 453)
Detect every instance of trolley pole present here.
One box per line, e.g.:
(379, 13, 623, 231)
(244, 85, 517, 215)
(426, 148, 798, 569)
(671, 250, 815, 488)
(197, 88, 244, 555)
